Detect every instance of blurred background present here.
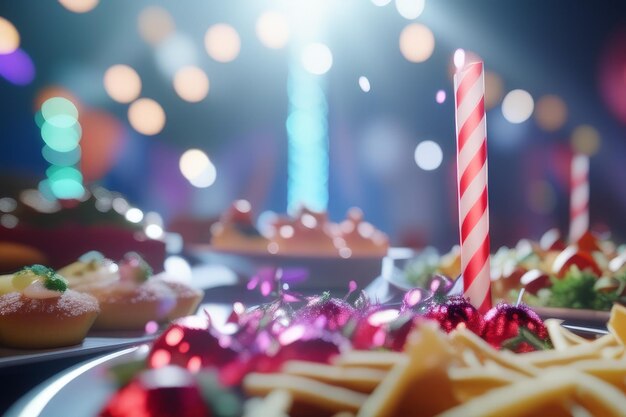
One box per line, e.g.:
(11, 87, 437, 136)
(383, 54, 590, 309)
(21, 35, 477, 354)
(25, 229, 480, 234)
(1, 0, 626, 252)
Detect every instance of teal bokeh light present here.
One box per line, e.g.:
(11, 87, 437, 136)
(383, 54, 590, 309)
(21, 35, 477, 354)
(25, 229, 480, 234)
(46, 165, 83, 183)
(49, 178, 85, 199)
(41, 120, 82, 152)
(42, 145, 81, 166)
(41, 97, 78, 126)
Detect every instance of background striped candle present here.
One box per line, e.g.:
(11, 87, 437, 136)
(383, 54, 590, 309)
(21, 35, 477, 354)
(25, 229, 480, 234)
(569, 154, 590, 243)
(454, 61, 492, 313)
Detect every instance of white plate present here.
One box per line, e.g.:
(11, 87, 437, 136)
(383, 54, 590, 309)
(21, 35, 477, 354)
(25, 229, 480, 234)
(5, 346, 144, 417)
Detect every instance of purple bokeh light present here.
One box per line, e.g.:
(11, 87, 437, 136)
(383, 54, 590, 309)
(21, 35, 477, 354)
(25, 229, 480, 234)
(0, 48, 35, 85)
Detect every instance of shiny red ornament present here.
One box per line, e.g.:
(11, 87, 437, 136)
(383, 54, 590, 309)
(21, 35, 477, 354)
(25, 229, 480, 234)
(482, 303, 549, 353)
(148, 316, 237, 376)
(99, 367, 211, 417)
(424, 296, 484, 335)
(295, 295, 357, 331)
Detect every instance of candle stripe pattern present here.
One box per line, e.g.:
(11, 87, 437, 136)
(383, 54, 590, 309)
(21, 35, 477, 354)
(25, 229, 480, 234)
(570, 154, 589, 243)
(454, 62, 492, 313)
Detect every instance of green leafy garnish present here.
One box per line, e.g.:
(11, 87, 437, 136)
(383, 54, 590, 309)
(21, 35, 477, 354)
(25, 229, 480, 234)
(547, 266, 616, 310)
(43, 273, 68, 292)
(21, 264, 54, 277)
(14, 264, 68, 293)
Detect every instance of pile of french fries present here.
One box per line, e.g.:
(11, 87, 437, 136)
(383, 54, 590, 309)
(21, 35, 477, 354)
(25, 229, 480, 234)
(242, 304, 626, 417)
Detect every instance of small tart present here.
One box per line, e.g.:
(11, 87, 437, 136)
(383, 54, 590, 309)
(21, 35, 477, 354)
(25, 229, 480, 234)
(152, 274, 204, 321)
(90, 280, 177, 331)
(0, 290, 99, 349)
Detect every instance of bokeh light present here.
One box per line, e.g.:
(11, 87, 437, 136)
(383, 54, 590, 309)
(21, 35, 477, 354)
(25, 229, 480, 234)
(80, 110, 124, 182)
(301, 43, 333, 75)
(0, 48, 35, 85)
(103, 64, 142, 104)
(173, 66, 209, 103)
(41, 121, 81, 152)
(42, 145, 81, 166)
(256, 11, 290, 49)
(0, 17, 20, 54)
(204, 24, 240, 63)
(399, 24, 435, 63)
(359, 76, 371, 92)
(58, 0, 99, 13)
(599, 28, 626, 125)
(484, 71, 504, 109)
(453, 48, 465, 70)
(395, 0, 425, 19)
(571, 124, 601, 156)
(41, 97, 78, 127)
(189, 164, 217, 188)
(128, 98, 166, 136)
(414, 140, 443, 171)
(179, 149, 210, 180)
(372, 0, 392, 6)
(125, 207, 144, 223)
(501, 89, 534, 123)
(436, 89, 446, 104)
(155, 33, 198, 77)
(138, 6, 175, 46)
(534, 94, 567, 131)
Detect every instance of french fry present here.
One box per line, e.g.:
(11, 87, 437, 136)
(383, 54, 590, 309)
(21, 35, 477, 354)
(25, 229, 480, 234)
(572, 370, 626, 416)
(243, 373, 367, 414)
(544, 319, 584, 351)
(608, 303, 626, 345)
(357, 323, 459, 417)
(449, 328, 539, 376)
(568, 359, 626, 392)
(519, 334, 617, 367)
(437, 370, 578, 417)
(282, 361, 386, 393)
(448, 366, 523, 402)
(242, 389, 292, 417)
(332, 350, 404, 370)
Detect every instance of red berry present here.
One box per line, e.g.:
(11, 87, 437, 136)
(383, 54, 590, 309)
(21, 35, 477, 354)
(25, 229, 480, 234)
(482, 303, 548, 353)
(424, 296, 484, 335)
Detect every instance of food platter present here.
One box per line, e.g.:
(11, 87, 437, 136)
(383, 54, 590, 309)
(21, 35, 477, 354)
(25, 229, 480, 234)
(4, 320, 609, 417)
(0, 331, 156, 370)
(188, 245, 404, 291)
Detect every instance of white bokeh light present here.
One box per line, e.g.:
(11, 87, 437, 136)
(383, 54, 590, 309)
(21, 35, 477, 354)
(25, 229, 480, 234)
(301, 43, 333, 75)
(256, 11, 290, 49)
(372, 0, 392, 5)
(205, 24, 241, 63)
(359, 76, 371, 92)
(502, 89, 534, 124)
(436, 89, 446, 104)
(179, 149, 210, 180)
(145, 224, 164, 239)
(414, 140, 443, 171)
(395, 0, 425, 19)
(453, 48, 466, 70)
(164, 256, 193, 282)
(189, 164, 217, 188)
(125, 208, 144, 223)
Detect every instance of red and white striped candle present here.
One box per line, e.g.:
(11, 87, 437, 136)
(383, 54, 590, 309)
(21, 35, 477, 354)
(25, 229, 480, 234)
(454, 61, 492, 313)
(569, 154, 589, 243)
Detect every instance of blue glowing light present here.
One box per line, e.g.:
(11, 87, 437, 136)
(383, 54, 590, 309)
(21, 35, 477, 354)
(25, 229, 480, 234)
(286, 64, 329, 214)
